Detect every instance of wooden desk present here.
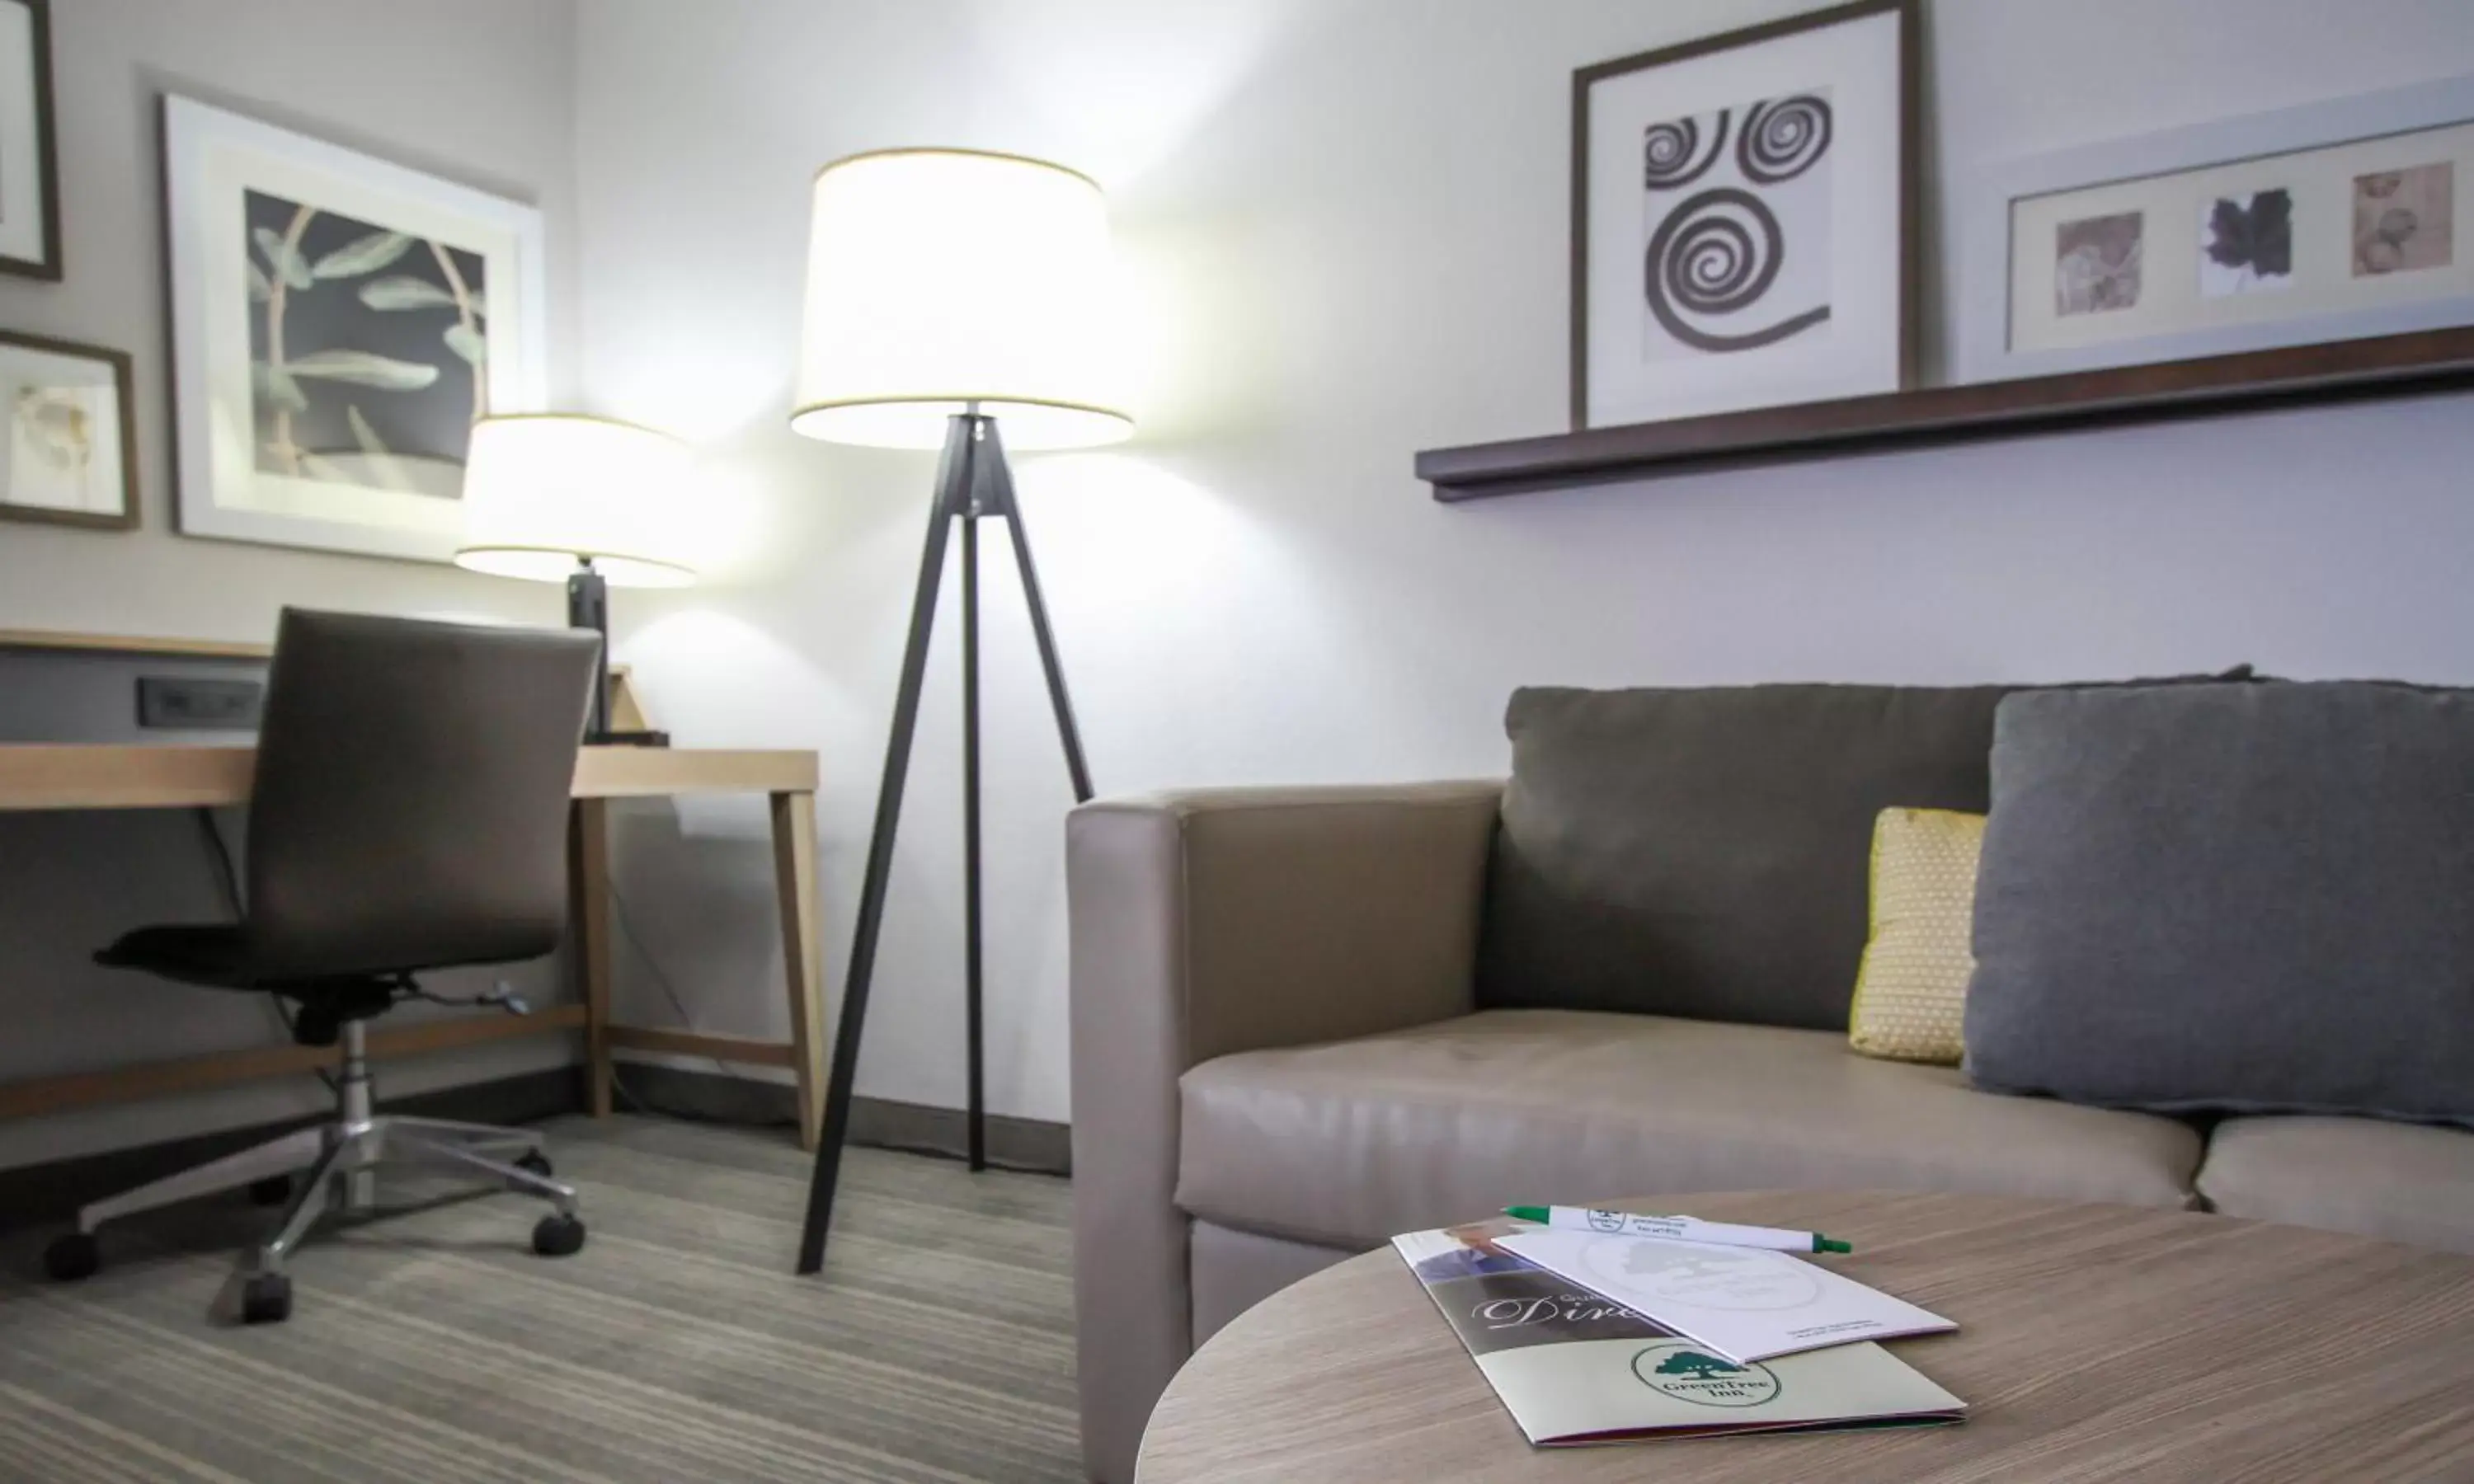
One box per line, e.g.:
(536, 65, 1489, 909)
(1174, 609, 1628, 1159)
(0, 743, 831, 1150)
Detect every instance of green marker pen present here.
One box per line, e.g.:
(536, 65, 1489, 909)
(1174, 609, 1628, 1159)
(1504, 1205, 1852, 1255)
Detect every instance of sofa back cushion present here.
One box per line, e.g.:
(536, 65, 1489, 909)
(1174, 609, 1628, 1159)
(1964, 681, 2474, 1126)
(1477, 683, 2015, 1030)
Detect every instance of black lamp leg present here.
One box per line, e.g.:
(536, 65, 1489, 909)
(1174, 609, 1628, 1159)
(795, 416, 971, 1275)
(962, 510, 986, 1173)
(976, 421, 1095, 805)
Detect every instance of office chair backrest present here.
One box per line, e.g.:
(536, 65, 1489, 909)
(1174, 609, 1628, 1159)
(244, 609, 601, 979)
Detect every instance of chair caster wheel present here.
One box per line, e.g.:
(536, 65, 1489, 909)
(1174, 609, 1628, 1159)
(532, 1214, 586, 1257)
(43, 1233, 99, 1283)
(248, 1175, 293, 1206)
(515, 1150, 553, 1180)
(241, 1272, 292, 1325)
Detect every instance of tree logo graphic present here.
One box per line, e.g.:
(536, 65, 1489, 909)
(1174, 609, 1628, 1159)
(1657, 1350, 1741, 1380)
(1632, 1343, 1783, 1407)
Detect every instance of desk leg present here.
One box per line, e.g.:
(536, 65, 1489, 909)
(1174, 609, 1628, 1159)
(771, 790, 828, 1152)
(570, 798, 614, 1120)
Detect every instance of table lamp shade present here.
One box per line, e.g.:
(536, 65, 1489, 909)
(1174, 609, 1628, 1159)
(792, 148, 1132, 451)
(454, 415, 696, 588)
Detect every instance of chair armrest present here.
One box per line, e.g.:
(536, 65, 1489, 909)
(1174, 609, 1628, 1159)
(1065, 780, 1501, 1484)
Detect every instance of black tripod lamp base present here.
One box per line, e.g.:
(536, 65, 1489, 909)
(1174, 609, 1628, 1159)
(794, 411, 1096, 1275)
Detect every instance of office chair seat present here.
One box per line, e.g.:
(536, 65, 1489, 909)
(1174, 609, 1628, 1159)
(96, 926, 406, 1038)
(94, 923, 256, 987)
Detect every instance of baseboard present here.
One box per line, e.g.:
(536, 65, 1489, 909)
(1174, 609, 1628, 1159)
(611, 1059, 1071, 1176)
(0, 1067, 584, 1232)
(0, 1062, 1073, 1231)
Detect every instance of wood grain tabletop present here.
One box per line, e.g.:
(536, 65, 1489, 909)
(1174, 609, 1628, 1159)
(1137, 1190, 2474, 1483)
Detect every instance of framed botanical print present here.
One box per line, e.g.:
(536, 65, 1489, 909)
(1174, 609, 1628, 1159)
(1958, 73, 2474, 383)
(0, 0, 60, 280)
(0, 330, 135, 528)
(1573, 0, 1916, 429)
(162, 95, 547, 562)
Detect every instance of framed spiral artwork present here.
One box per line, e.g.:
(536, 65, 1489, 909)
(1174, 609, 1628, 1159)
(1572, 0, 1916, 429)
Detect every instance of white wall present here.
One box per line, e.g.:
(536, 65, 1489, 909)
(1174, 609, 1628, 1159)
(0, 0, 581, 1168)
(574, 0, 2474, 1129)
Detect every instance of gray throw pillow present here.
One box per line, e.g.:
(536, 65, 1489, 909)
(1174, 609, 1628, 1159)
(1479, 683, 2019, 1030)
(1965, 682, 2474, 1126)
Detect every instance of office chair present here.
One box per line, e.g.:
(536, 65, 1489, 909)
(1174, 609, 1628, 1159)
(45, 609, 604, 1324)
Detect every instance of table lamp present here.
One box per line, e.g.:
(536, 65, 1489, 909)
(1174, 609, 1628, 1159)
(792, 148, 1131, 1274)
(454, 413, 694, 744)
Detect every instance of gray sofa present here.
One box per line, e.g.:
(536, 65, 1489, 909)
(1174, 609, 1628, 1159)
(1065, 777, 2474, 1483)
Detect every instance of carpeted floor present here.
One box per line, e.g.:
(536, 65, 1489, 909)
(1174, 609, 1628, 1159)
(0, 1115, 1080, 1482)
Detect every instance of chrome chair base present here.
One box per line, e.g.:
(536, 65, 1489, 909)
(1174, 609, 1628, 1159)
(47, 1021, 581, 1308)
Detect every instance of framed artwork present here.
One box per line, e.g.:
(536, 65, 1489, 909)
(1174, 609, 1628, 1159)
(1959, 73, 2474, 383)
(162, 95, 547, 562)
(0, 0, 60, 280)
(1572, 0, 1916, 430)
(0, 330, 135, 529)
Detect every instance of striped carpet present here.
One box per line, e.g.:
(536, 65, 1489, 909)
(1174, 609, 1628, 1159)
(0, 1115, 1080, 1482)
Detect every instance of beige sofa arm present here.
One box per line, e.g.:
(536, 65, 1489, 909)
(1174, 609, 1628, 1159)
(1067, 781, 1501, 1482)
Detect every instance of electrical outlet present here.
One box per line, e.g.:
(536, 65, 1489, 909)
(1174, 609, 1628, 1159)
(137, 676, 264, 730)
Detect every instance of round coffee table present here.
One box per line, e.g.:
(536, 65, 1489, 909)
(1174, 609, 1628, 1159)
(1137, 1190, 2474, 1482)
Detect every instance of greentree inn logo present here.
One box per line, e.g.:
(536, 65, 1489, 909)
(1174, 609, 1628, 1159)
(1630, 1343, 1783, 1408)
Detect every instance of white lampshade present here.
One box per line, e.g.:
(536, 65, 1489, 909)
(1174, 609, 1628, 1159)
(792, 148, 1132, 451)
(454, 415, 697, 588)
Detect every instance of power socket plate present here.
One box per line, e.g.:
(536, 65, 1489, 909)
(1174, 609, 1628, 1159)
(137, 675, 264, 731)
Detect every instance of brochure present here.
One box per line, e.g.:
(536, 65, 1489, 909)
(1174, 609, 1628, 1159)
(1393, 1220, 1965, 1446)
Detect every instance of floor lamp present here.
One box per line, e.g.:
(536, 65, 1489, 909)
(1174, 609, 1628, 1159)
(790, 148, 1131, 1274)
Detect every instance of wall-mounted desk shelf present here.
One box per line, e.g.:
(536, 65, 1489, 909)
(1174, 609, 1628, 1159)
(1417, 326, 2474, 502)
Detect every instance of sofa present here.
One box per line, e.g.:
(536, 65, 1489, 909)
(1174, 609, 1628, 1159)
(1065, 683, 2474, 1484)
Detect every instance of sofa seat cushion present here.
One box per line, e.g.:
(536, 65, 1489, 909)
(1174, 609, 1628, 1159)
(1178, 1008, 2202, 1250)
(2198, 1116, 2474, 1255)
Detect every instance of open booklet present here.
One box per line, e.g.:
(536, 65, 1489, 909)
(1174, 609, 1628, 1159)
(1394, 1220, 1964, 1447)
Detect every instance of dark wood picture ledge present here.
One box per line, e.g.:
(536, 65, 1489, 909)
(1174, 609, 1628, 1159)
(1419, 326, 2474, 502)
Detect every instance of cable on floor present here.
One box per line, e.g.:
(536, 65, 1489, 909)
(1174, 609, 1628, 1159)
(604, 878, 794, 1131)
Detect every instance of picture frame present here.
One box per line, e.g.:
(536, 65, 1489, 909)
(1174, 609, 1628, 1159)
(0, 0, 62, 281)
(1958, 73, 2474, 384)
(162, 94, 548, 563)
(0, 329, 138, 530)
(1571, 0, 1917, 430)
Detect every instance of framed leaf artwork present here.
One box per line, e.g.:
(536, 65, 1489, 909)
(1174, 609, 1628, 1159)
(162, 95, 547, 561)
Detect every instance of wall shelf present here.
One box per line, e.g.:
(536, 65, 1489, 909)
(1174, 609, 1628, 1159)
(1417, 326, 2474, 502)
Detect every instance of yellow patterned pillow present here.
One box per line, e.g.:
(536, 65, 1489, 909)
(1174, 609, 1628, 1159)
(1849, 807, 1987, 1064)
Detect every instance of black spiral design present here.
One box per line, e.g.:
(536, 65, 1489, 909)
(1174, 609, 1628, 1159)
(1642, 110, 1728, 191)
(1644, 186, 1829, 353)
(1736, 93, 1832, 185)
